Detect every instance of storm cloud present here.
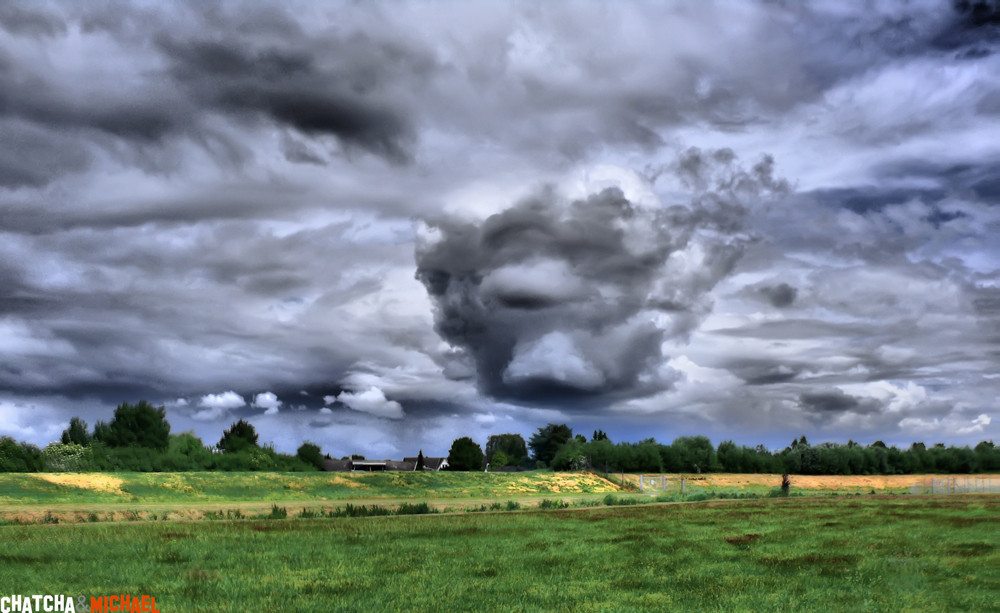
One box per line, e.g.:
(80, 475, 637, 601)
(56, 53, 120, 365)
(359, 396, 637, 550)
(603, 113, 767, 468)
(416, 150, 785, 404)
(1, 1, 998, 455)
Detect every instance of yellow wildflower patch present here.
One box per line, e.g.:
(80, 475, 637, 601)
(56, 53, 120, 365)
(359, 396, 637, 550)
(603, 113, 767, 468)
(34, 473, 125, 495)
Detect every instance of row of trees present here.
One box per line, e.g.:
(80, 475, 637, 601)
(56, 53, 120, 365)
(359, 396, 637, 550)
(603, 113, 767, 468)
(447, 426, 1000, 475)
(2, 402, 999, 475)
(0, 402, 326, 473)
(542, 430, 1000, 475)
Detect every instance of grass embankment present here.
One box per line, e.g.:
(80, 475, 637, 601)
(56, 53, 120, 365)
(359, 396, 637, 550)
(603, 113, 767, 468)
(623, 473, 1000, 495)
(1, 495, 996, 612)
(0, 471, 623, 522)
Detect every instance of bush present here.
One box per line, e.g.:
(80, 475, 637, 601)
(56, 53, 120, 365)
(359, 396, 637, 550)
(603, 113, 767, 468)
(396, 502, 435, 515)
(490, 451, 509, 468)
(42, 443, 93, 472)
(331, 504, 393, 518)
(537, 499, 569, 510)
(601, 494, 640, 507)
(268, 505, 287, 519)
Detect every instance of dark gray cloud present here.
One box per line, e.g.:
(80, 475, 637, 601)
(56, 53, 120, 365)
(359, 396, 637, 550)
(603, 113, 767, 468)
(760, 283, 798, 308)
(800, 390, 875, 414)
(416, 150, 786, 405)
(0, 4, 67, 38)
(156, 34, 418, 163)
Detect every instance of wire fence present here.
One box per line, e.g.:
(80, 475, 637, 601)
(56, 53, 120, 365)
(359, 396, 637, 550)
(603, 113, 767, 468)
(922, 476, 1000, 494)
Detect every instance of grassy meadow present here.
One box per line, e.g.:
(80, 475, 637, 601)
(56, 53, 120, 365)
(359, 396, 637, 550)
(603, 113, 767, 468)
(0, 495, 997, 612)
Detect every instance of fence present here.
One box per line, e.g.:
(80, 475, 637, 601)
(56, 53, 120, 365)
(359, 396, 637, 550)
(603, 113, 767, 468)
(924, 476, 1000, 494)
(639, 475, 686, 493)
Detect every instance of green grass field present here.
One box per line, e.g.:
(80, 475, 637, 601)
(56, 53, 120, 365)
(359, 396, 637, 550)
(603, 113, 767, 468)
(1, 495, 997, 612)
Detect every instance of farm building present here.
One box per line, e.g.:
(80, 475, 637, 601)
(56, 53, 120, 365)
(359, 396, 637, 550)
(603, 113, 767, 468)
(322, 456, 449, 472)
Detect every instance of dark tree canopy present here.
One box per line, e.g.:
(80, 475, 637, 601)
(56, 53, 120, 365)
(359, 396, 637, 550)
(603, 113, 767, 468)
(529, 423, 573, 466)
(61, 417, 92, 446)
(0, 436, 44, 472)
(296, 442, 324, 470)
(217, 419, 259, 453)
(447, 437, 485, 471)
(592, 430, 609, 442)
(485, 433, 527, 466)
(93, 401, 170, 450)
(416, 449, 425, 471)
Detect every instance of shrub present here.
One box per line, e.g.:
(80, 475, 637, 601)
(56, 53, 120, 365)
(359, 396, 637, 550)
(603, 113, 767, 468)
(268, 505, 287, 519)
(397, 502, 434, 515)
(41, 443, 93, 472)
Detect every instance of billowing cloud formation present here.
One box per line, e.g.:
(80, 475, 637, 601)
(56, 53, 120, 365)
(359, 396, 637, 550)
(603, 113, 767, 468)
(416, 150, 787, 404)
(252, 391, 282, 415)
(193, 391, 246, 421)
(335, 387, 404, 420)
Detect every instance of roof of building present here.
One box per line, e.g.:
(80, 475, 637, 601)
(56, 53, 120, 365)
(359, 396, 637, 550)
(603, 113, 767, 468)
(323, 458, 352, 471)
(403, 456, 448, 470)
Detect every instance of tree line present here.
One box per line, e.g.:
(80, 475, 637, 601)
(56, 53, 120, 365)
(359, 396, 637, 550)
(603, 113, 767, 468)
(0, 401, 998, 474)
(0, 402, 324, 472)
(456, 424, 1000, 475)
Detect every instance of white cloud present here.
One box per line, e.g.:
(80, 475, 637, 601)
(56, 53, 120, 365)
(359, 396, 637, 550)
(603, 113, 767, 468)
(252, 391, 282, 411)
(0, 399, 63, 442)
(192, 391, 246, 421)
(504, 332, 606, 390)
(899, 413, 992, 437)
(336, 387, 405, 420)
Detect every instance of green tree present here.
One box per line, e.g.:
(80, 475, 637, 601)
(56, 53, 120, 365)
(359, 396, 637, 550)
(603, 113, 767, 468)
(485, 433, 528, 466)
(551, 439, 589, 471)
(93, 401, 170, 450)
(672, 436, 717, 473)
(447, 437, 484, 471)
(529, 424, 573, 467)
(716, 440, 742, 472)
(0, 437, 44, 472)
(217, 419, 259, 453)
(592, 430, 609, 442)
(296, 442, 324, 470)
(490, 450, 509, 468)
(60, 417, 92, 446)
(416, 450, 425, 471)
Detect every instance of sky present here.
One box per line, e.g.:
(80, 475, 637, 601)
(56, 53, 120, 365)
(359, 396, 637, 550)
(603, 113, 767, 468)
(1, 0, 999, 457)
